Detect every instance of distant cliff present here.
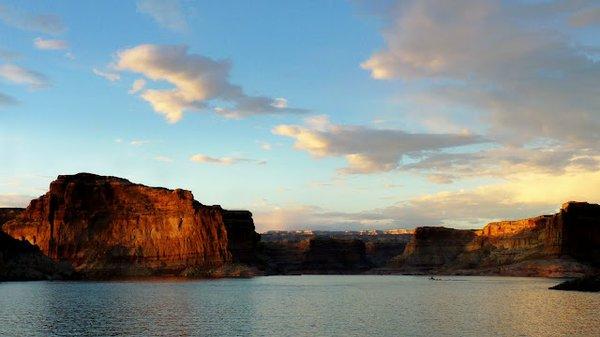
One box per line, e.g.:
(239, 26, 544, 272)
(259, 231, 411, 274)
(392, 202, 600, 277)
(3, 173, 259, 278)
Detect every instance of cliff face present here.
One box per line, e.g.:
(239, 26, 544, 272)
(0, 208, 23, 228)
(3, 173, 258, 278)
(393, 227, 477, 271)
(394, 202, 600, 277)
(0, 231, 74, 281)
(259, 235, 374, 274)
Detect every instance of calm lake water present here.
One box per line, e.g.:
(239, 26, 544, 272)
(0, 276, 598, 337)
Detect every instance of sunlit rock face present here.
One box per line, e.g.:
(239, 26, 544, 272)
(3, 173, 257, 278)
(395, 202, 600, 277)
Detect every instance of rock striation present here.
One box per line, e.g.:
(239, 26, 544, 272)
(3, 173, 259, 278)
(392, 202, 600, 277)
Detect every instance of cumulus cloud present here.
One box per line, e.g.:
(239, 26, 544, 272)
(0, 5, 64, 34)
(33, 37, 68, 50)
(137, 0, 187, 31)
(93, 68, 120, 82)
(361, 0, 600, 146)
(113, 44, 307, 122)
(190, 154, 266, 165)
(0, 64, 49, 89)
(273, 115, 487, 173)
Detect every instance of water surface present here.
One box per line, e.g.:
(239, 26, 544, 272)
(0, 276, 598, 336)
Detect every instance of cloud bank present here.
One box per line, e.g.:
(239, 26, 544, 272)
(273, 115, 487, 173)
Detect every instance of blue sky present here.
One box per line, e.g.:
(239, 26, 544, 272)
(1, 0, 599, 232)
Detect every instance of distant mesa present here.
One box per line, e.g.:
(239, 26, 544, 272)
(388, 201, 600, 277)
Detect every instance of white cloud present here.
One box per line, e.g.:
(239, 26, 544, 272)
(113, 44, 307, 123)
(273, 115, 487, 173)
(33, 37, 68, 50)
(190, 154, 265, 166)
(361, 0, 600, 146)
(129, 79, 146, 94)
(0, 64, 49, 89)
(0, 5, 65, 34)
(93, 68, 120, 82)
(137, 0, 187, 32)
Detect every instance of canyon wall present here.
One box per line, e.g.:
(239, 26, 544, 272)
(3, 173, 258, 278)
(393, 202, 600, 277)
(259, 232, 410, 274)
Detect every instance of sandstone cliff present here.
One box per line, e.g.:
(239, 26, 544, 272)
(393, 202, 599, 277)
(0, 208, 23, 227)
(3, 173, 258, 278)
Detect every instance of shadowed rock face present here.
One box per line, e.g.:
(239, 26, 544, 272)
(0, 208, 24, 228)
(0, 231, 74, 281)
(3, 173, 258, 278)
(394, 202, 600, 277)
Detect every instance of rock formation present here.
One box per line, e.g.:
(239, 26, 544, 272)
(0, 231, 74, 281)
(3, 173, 259, 278)
(392, 202, 600, 277)
(258, 232, 404, 274)
(0, 208, 23, 227)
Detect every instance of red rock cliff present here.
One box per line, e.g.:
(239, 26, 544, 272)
(3, 173, 257, 277)
(394, 202, 600, 276)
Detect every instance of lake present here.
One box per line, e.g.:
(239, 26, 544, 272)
(0, 276, 598, 336)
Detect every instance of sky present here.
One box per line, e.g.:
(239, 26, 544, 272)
(0, 0, 599, 232)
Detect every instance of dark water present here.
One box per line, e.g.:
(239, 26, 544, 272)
(0, 276, 598, 337)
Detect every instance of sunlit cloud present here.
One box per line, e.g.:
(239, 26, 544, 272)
(190, 153, 266, 166)
(273, 115, 487, 174)
(128, 79, 146, 94)
(33, 37, 68, 50)
(0, 64, 49, 89)
(137, 0, 187, 32)
(93, 68, 120, 82)
(113, 44, 307, 123)
(254, 169, 600, 231)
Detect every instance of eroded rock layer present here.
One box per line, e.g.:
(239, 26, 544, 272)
(394, 202, 600, 277)
(3, 173, 258, 277)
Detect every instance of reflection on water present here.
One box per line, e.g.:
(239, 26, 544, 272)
(0, 276, 598, 336)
